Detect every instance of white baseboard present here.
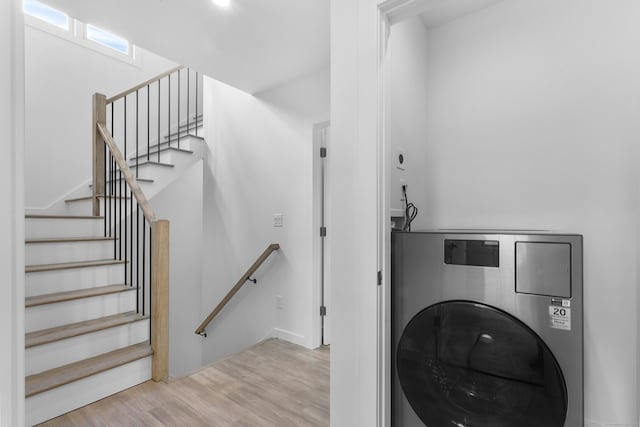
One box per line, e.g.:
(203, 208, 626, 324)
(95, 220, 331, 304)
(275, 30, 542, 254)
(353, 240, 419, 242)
(270, 328, 309, 348)
(26, 178, 91, 214)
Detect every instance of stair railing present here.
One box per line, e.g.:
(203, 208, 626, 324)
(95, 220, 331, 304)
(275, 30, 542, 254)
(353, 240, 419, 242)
(195, 243, 280, 337)
(91, 66, 202, 381)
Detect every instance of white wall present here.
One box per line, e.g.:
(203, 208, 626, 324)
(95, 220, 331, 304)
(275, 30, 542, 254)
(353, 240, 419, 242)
(0, 0, 25, 425)
(201, 67, 329, 364)
(25, 22, 176, 210)
(150, 161, 204, 378)
(420, 2, 640, 425)
(388, 18, 430, 228)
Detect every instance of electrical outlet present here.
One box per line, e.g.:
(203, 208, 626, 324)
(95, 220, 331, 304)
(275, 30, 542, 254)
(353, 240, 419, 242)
(273, 213, 284, 227)
(276, 295, 283, 309)
(395, 148, 406, 171)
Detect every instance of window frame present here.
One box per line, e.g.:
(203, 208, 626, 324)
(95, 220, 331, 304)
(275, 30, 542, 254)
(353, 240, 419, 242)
(84, 23, 131, 56)
(23, 1, 140, 67)
(23, 0, 70, 31)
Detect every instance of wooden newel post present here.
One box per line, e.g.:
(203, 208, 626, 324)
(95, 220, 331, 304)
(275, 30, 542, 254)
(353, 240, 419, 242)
(92, 93, 106, 216)
(151, 219, 170, 382)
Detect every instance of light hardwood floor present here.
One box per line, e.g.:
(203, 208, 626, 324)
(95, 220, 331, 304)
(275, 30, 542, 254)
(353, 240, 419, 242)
(38, 339, 330, 427)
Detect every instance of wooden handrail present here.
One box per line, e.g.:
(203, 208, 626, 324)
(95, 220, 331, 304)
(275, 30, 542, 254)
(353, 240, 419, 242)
(96, 122, 157, 222)
(195, 243, 280, 336)
(92, 67, 182, 383)
(106, 65, 185, 104)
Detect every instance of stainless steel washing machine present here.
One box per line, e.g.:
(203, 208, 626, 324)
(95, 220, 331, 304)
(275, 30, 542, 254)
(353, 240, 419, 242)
(391, 231, 583, 427)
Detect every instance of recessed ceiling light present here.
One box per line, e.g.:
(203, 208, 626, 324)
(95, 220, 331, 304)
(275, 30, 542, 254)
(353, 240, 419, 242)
(213, 0, 230, 7)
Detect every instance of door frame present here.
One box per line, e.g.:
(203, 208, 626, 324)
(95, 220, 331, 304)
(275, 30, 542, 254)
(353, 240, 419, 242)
(375, 1, 436, 426)
(312, 120, 330, 348)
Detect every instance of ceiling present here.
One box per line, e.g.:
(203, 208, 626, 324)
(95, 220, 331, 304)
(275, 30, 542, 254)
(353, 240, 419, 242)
(42, 0, 505, 94)
(44, 0, 330, 94)
(420, 0, 506, 28)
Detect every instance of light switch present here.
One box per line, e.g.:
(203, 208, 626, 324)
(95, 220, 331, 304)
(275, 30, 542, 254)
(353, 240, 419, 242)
(273, 213, 283, 227)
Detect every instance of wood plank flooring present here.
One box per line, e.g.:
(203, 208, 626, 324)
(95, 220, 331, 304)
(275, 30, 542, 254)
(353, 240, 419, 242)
(37, 339, 330, 427)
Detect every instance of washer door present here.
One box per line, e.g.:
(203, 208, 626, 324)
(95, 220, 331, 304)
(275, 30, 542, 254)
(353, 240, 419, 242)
(397, 301, 567, 427)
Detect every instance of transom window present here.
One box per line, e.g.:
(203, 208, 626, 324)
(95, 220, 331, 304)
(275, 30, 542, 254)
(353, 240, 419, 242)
(86, 24, 129, 55)
(23, 0, 69, 30)
(23, 0, 135, 61)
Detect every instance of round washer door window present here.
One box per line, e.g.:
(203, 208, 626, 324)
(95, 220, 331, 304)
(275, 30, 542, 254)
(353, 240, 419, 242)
(397, 301, 567, 427)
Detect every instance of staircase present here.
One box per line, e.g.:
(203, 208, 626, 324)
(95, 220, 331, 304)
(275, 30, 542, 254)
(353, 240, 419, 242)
(24, 66, 200, 425)
(24, 214, 152, 425)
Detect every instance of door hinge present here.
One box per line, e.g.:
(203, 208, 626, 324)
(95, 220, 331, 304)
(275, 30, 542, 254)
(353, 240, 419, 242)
(320, 226, 327, 237)
(320, 147, 327, 158)
(320, 306, 327, 316)
(377, 270, 382, 286)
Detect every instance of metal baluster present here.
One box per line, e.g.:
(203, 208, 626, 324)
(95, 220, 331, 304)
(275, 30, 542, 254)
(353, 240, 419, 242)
(177, 69, 181, 149)
(187, 69, 190, 139)
(168, 73, 171, 149)
(137, 206, 140, 313)
(136, 90, 139, 178)
(111, 154, 115, 256)
(157, 80, 161, 163)
(142, 216, 146, 316)
(195, 72, 198, 137)
(147, 85, 150, 161)
(110, 103, 114, 246)
(124, 97, 128, 283)
(119, 167, 122, 261)
(148, 227, 152, 329)
(132, 92, 137, 290)
(130, 186, 133, 288)
(103, 135, 107, 236)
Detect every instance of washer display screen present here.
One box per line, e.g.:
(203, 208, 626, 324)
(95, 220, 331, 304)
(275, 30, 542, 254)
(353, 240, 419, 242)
(396, 301, 567, 427)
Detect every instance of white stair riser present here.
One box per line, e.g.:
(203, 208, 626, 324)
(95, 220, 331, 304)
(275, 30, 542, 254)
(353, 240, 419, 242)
(26, 319, 149, 375)
(26, 263, 126, 297)
(129, 164, 174, 182)
(26, 218, 103, 239)
(135, 148, 202, 184)
(128, 125, 202, 158)
(130, 150, 192, 170)
(88, 180, 153, 195)
(26, 356, 152, 426)
(26, 240, 114, 265)
(131, 137, 200, 159)
(64, 194, 158, 217)
(160, 129, 203, 148)
(26, 291, 137, 332)
(65, 198, 131, 217)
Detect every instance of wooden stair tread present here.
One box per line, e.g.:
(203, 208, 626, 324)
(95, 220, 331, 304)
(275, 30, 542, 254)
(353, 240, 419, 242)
(26, 259, 126, 273)
(26, 284, 133, 307)
(26, 311, 148, 348)
(141, 137, 204, 155)
(164, 121, 203, 140)
(25, 342, 153, 397)
(165, 133, 204, 143)
(25, 214, 103, 220)
(89, 177, 154, 188)
(26, 236, 116, 244)
(65, 195, 131, 203)
(129, 160, 175, 168)
(130, 146, 194, 161)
